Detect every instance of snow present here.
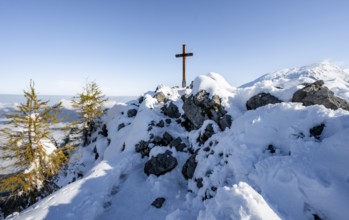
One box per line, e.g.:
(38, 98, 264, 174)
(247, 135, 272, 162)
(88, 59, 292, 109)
(3, 62, 349, 220)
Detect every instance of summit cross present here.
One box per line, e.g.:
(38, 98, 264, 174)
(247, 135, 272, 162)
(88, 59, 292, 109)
(175, 44, 193, 88)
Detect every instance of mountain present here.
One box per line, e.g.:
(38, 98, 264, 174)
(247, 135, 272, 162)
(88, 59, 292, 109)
(4, 62, 349, 220)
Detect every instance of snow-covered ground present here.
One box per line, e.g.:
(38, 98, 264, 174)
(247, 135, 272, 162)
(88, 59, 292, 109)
(4, 62, 349, 220)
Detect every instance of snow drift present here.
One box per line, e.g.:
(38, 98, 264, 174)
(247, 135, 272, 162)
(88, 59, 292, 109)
(6, 61, 349, 220)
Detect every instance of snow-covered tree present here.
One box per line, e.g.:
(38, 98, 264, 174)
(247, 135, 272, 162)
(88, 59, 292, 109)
(72, 81, 107, 145)
(0, 81, 70, 198)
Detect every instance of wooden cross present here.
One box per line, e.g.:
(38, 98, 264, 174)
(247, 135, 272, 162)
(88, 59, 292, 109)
(175, 44, 193, 88)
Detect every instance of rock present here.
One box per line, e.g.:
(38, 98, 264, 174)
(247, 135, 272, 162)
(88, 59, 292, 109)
(197, 124, 215, 145)
(93, 146, 99, 160)
(127, 109, 138, 117)
(196, 178, 203, 188)
(162, 132, 173, 145)
(165, 119, 172, 124)
(144, 150, 178, 176)
(138, 96, 144, 104)
(135, 140, 150, 158)
(267, 144, 276, 154)
(169, 137, 182, 148)
(98, 124, 108, 137)
(182, 154, 197, 180)
(118, 123, 125, 131)
(218, 114, 232, 131)
(162, 102, 181, 118)
(310, 124, 325, 139)
(176, 143, 187, 152)
(292, 80, 349, 111)
(246, 92, 282, 110)
(151, 197, 166, 208)
(156, 120, 165, 128)
(155, 92, 167, 103)
(182, 90, 232, 130)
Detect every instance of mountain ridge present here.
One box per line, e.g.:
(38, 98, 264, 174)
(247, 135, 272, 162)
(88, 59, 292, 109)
(5, 62, 349, 220)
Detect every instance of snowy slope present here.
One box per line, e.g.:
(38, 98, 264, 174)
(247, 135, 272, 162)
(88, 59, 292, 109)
(6, 62, 349, 220)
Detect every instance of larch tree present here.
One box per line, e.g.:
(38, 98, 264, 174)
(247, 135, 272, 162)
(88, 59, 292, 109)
(71, 81, 108, 146)
(0, 80, 70, 199)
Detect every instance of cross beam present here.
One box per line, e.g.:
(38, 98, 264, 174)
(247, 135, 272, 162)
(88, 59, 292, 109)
(175, 44, 193, 88)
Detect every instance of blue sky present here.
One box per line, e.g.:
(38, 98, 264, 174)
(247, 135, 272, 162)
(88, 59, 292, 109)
(1, 0, 349, 96)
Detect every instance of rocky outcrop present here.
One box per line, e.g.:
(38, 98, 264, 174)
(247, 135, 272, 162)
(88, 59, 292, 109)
(182, 90, 232, 131)
(127, 109, 138, 117)
(197, 124, 215, 145)
(292, 80, 349, 111)
(310, 123, 325, 140)
(182, 154, 197, 180)
(151, 197, 165, 208)
(144, 150, 178, 176)
(155, 92, 167, 103)
(162, 102, 181, 118)
(246, 92, 282, 110)
(135, 140, 150, 158)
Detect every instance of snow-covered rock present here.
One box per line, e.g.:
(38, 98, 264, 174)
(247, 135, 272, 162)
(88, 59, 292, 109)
(6, 62, 349, 220)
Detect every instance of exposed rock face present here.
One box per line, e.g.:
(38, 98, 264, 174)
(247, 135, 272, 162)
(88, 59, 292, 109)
(144, 150, 178, 176)
(127, 109, 138, 117)
(310, 124, 325, 140)
(151, 197, 165, 208)
(135, 140, 150, 158)
(162, 102, 181, 118)
(118, 123, 125, 131)
(182, 90, 232, 131)
(182, 154, 197, 180)
(246, 92, 282, 110)
(292, 80, 349, 111)
(197, 124, 215, 145)
(155, 92, 167, 103)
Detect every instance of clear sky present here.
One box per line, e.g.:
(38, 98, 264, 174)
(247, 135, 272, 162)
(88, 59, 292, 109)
(1, 0, 349, 96)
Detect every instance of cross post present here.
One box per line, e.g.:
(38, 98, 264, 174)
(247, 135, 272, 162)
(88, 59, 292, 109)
(175, 44, 193, 88)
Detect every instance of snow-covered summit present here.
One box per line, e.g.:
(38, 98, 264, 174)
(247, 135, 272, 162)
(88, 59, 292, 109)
(241, 61, 349, 101)
(5, 62, 349, 220)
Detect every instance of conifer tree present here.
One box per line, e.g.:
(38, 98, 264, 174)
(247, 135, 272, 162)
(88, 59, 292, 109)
(71, 81, 108, 145)
(0, 80, 69, 199)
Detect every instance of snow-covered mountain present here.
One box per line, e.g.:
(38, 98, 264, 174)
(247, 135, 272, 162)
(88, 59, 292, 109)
(5, 62, 349, 220)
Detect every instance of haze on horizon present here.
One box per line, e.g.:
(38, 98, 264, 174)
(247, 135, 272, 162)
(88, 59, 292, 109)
(1, 0, 349, 96)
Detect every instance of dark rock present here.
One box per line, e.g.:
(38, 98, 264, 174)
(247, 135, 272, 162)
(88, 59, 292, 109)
(246, 92, 282, 110)
(118, 123, 125, 131)
(310, 124, 325, 139)
(93, 146, 98, 160)
(170, 137, 182, 148)
(176, 143, 187, 152)
(162, 102, 181, 118)
(138, 96, 144, 104)
(182, 154, 197, 180)
(99, 124, 108, 137)
(267, 144, 276, 154)
(151, 197, 166, 208)
(182, 90, 231, 130)
(196, 178, 203, 188)
(152, 136, 162, 145)
(197, 124, 215, 145)
(156, 120, 165, 128)
(144, 150, 178, 176)
(165, 119, 172, 124)
(155, 92, 167, 103)
(121, 143, 126, 151)
(218, 114, 232, 131)
(292, 80, 349, 111)
(162, 132, 173, 146)
(135, 140, 150, 157)
(127, 109, 138, 117)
